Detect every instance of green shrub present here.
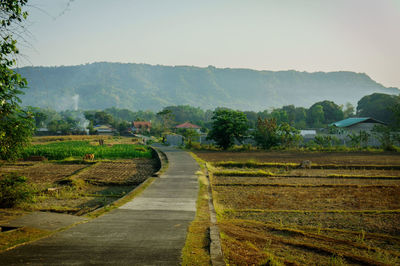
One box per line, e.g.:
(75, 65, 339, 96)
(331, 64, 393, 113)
(0, 173, 33, 208)
(186, 141, 202, 150)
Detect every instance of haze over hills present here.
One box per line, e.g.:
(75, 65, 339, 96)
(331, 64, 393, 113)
(17, 62, 399, 112)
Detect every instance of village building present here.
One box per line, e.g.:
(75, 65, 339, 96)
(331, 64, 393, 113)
(93, 125, 115, 136)
(329, 117, 386, 133)
(175, 122, 201, 133)
(132, 121, 152, 134)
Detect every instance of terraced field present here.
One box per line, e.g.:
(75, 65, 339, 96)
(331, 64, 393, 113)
(195, 151, 400, 265)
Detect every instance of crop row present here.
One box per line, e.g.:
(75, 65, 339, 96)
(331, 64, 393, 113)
(22, 141, 152, 160)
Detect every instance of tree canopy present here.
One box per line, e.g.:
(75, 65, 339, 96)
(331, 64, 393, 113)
(357, 93, 400, 125)
(207, 109, 249, 149)
(0, 0, 33, 160)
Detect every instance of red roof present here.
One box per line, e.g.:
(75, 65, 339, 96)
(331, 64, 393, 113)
(175, 122, 201, 129)
(133, 121, 151, 127)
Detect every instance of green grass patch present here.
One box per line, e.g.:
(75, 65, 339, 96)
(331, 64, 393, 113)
(22, 141, 152, 160)
(0, 227, 51, 252)
(181, 174, 211, 265)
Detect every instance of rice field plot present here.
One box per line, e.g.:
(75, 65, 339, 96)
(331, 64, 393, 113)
(77, 158, 157, 185)
(22, 141, 152, 160)
(1, 158, 157, 220)
(214, 176, 400, 186)
(195, 151, 400, 265)
(196, 150, 400, 165)
(0, 162, 89, 185)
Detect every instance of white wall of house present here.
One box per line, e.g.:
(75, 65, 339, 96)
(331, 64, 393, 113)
(346, 122, 381, 132)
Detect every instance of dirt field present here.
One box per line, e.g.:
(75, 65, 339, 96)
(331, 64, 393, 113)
(0, 158, 158, 217)
(78, 159, 156, 185)
(195, 151, 400, 265)
(0, 162, 88, 184)
(196, 150, 400, 165)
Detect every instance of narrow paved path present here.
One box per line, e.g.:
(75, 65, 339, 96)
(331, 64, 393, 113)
(0, 146, 199, 265)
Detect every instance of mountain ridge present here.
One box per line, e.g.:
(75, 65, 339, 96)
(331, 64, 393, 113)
(16, 62, 399, 111)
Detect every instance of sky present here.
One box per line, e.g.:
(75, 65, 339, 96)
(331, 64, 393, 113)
(17, 0, 400, 89)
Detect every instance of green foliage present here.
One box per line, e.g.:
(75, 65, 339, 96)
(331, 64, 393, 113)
(22, 141, 152, 160)
(0, 173, 33, 208)
(207, 109, 249, 150)
(0, 0, 33, 161)
(372, 125, 399, 151)
(253, 117, 301, 150)
(157, 109, 174, 133)
(357, 93, 400, 126)
(343, 102, 355, 118)
(178, 128, 200, 147)
(314, 135, 340, 148)
(308, 101, 344, 127)
(0, 111, 34, 160)
(348, 131, 370, 148)
(253, 118, 280, 149)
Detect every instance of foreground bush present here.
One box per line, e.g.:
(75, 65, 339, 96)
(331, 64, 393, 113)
(0, 174, 33, 208)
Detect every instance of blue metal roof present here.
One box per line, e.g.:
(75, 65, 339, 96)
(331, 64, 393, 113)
(329, 117, 385, 128)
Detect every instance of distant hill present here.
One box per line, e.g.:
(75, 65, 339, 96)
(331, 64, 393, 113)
(16, 62, 399, 111)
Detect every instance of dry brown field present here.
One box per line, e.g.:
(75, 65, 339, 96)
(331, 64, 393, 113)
(196, 150, 400, 165)
(195, 151, 400, 265)
(0, 136, 157, 223)
(0, 159, 157, 217)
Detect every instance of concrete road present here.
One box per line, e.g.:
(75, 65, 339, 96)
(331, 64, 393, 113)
(0, 146, 199, 265)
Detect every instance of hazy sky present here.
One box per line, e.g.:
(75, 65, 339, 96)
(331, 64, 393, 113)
(18, 0, 400, 88)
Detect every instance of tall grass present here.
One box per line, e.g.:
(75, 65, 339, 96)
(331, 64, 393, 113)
(22, 141, 152, 160)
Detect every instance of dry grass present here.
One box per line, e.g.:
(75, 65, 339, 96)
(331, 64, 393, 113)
(219, 219, 400, 265)
(77, 159, 157, 185)
(181, 174, 211, 265)
(0, 227, 51, 252)
(213, 176, 400, 186)
(0, 162, 89, 185)
(213, 186, 400, 211)
(195, 151, 400, 165)
(196, 150, 400, 265)
(0, 158, 158, 217)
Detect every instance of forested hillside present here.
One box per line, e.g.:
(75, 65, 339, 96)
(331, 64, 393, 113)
(17, 62, 399, 111)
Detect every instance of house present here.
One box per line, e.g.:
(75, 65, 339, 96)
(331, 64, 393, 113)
(132, 121, 151, 134)
(329, 117, 386, 133)
(175, 122, 201, 133)
(93, 125, 115, 135)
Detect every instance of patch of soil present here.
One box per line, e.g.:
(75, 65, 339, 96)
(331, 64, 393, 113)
(78, 158, 157, 185)
(195, 151, 400, 165)
(1, 163, 88, 184)
(214, 186, 400, 211)
(213, 176, 400, 186)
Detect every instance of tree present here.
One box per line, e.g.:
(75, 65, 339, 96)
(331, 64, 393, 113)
(343, 102, 355, 118)
(308, 104, 324, 127)
(207, 109, 248, 150)
(253, 117, 280, 150)
(178, 128, 199, 147)
(357, 93, 400, 126)
(0, 0, 33, 160)
(308, 100, 344, 126)
(156, 109, 174, 133)
(253, 117, 301, 150)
